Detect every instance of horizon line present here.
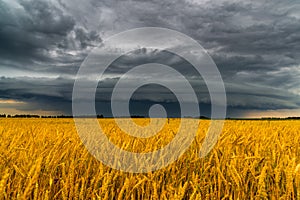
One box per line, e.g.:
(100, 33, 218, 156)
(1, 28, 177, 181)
(1, 114, 300, 120)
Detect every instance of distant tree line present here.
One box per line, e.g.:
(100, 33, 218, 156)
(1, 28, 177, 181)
(0, 114, 105, 118)
(0, 114, 299, 119)
(286, 117, 300, 120)
(0, 114, 40, 118)
(226, 117, 300, 120)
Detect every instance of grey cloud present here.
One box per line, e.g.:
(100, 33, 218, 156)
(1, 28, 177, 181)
(0, 0, 299, 117)
(0, 0, 74, 59)
(75, 27, 102, 49)
(0, 76, 73, 113)
(0, 0, 102, 76)
(18, 0, 75, 36)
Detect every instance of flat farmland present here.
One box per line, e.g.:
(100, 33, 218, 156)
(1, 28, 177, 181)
(0, 118, 299, 199)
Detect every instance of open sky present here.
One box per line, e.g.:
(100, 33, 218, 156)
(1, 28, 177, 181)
(0, 0, 300, 118)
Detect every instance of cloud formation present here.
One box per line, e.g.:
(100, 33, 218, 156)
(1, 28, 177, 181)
(0, 0, 299, 117)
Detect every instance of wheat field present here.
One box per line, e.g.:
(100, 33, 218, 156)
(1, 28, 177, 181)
(0, 118, 300, 199)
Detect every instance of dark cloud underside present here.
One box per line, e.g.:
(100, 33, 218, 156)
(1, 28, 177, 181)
(0, 0, 299, 117)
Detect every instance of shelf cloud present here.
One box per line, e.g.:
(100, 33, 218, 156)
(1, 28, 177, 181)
(0, 0, 299, 117)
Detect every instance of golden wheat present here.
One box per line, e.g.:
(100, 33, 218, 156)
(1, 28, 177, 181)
(0, 118, 299, 199)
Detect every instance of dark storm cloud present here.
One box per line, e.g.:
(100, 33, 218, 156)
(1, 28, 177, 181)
(0, 76, 73, 113)
(0, 0, 299, 116)
(0, 0, 74, 60)
(0, 0, 101, 75)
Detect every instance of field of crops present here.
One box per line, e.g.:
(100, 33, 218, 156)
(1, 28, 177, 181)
(0, 118, 300, 199)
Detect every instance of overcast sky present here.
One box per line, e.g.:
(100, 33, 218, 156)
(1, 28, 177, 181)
(0, 0, 299, 118)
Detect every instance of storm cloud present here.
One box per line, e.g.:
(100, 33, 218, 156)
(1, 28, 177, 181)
(0, 0, 299, 117)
